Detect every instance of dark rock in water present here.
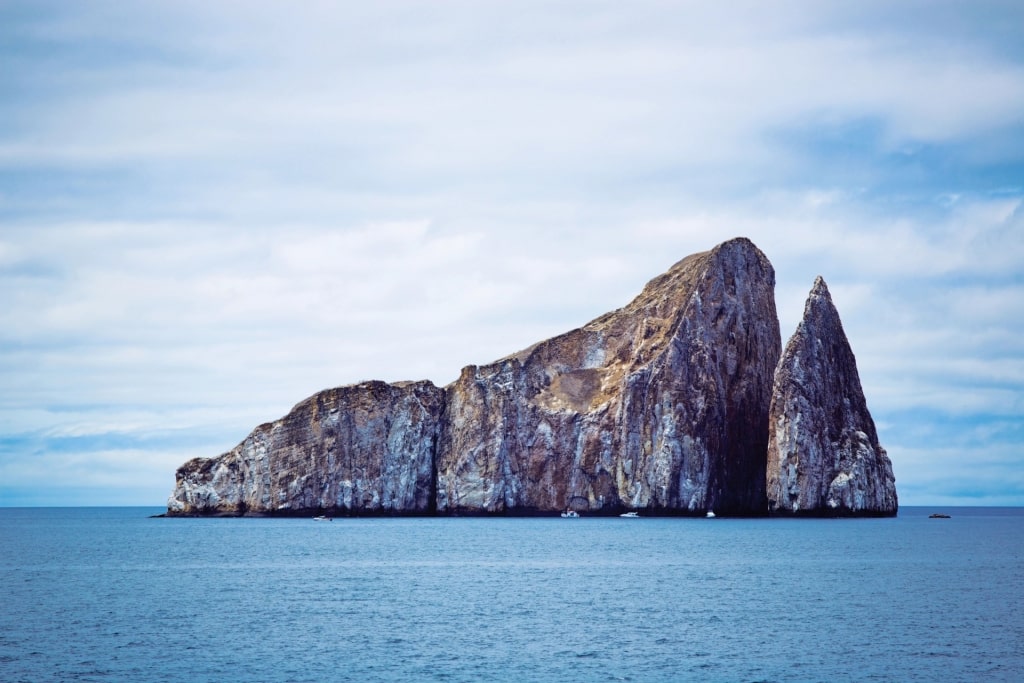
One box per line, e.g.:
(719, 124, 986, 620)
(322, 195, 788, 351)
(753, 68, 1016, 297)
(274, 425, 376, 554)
(168, 380, 444, 516)
(436, 237, 781, 516)
(765, 277, 897, 516)
(167, 238, 894, 518)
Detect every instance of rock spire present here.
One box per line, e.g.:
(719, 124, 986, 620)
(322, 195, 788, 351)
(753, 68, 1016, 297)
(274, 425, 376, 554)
(765, 277, 897, 515)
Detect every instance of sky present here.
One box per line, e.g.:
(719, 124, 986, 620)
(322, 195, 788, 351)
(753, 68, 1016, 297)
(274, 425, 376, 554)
(1, 1, 1022, 507)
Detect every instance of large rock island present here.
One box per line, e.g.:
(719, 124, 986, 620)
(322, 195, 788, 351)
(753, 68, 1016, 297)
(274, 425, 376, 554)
(167, 237, 897, 517)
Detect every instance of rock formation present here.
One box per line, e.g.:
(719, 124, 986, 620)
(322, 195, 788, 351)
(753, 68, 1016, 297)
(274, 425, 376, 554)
(167, 238, 896, 517)
(168, 380, 444, 515)
(436, 237, 780, 516)
(765, 277, 898, 516)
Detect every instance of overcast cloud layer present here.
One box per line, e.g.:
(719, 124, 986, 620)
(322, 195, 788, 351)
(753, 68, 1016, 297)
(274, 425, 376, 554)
(2, 1, 1022, 506)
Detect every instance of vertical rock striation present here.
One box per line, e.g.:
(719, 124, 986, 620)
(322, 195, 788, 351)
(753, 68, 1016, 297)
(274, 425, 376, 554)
(436, 237, 781, 515)
(167, 238, 895, 517)
(766, 277, 897, 516)
(167, 380, 444, 515)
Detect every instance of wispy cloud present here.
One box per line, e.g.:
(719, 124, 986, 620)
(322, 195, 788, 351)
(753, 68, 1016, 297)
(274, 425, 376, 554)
(1, 1, 1022, 505)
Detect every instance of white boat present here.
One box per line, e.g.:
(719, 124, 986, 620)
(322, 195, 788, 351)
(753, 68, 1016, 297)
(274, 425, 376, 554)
(619, 511, 639, 518)
(706, 511, 716, 518)
(560, 510, 580, 518)
(312, 515, 331, 521)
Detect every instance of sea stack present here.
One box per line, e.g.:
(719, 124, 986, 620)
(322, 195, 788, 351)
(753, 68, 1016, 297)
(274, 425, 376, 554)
(167, 238, 896, 517)
(436, 237, 781, 516)
(765, 277, 897, 516)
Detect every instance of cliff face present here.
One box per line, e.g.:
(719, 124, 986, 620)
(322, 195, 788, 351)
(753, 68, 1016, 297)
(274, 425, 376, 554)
(168, 380, 444, 515)
(167, 237, 895, 517)
(765, 277, 898, 516)
(436, 238, 780, 515)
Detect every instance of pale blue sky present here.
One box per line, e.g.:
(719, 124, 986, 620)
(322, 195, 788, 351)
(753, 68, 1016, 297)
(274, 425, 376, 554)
(1, 1, 1022, 506)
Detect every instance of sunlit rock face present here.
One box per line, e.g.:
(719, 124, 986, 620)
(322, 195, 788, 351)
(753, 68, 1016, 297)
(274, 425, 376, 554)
(766, 277, 898, 516)
(168, 238, 894, 518)
(436, 237, 781, 515)
(167, 381, 444, 515)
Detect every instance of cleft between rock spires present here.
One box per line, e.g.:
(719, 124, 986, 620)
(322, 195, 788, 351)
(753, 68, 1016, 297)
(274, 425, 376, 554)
(166, 239, 896, 517)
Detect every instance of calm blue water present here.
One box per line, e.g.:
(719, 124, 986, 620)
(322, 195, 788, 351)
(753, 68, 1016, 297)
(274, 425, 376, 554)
(1, 507, 1022, 682)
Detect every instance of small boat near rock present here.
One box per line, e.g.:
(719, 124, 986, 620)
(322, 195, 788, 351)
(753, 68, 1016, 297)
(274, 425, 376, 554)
(560, 510, 579, 518)
(312, 515, 332, 521)
(619, 511, 639, 518)
(928, 513, 951, 519)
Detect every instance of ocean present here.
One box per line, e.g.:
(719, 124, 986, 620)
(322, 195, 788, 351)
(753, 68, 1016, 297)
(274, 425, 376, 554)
(1, 507, 1021, 682)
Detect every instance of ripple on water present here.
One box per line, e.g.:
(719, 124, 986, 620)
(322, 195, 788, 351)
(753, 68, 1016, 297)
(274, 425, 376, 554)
(0, 510, 1022, 682)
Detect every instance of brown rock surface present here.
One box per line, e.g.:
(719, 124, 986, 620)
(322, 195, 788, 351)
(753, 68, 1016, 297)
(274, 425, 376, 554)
(765, 277, 898, 516)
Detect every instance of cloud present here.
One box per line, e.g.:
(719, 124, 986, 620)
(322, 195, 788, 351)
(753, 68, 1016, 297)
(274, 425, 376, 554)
(7, 2, 1023, 201)
(892, 441, 1024, 506)
(1, 1, 1022, 506)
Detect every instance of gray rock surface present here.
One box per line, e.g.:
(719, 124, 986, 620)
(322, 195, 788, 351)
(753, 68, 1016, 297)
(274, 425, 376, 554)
(167, 238, 895, 517)
(765, 277, 897, 516)
(436, 237, 781, 515)
(168, 380, 444, 515)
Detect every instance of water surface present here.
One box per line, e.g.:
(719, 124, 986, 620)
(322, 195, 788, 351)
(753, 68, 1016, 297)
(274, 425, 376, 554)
(1, 507, 1021, 681)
